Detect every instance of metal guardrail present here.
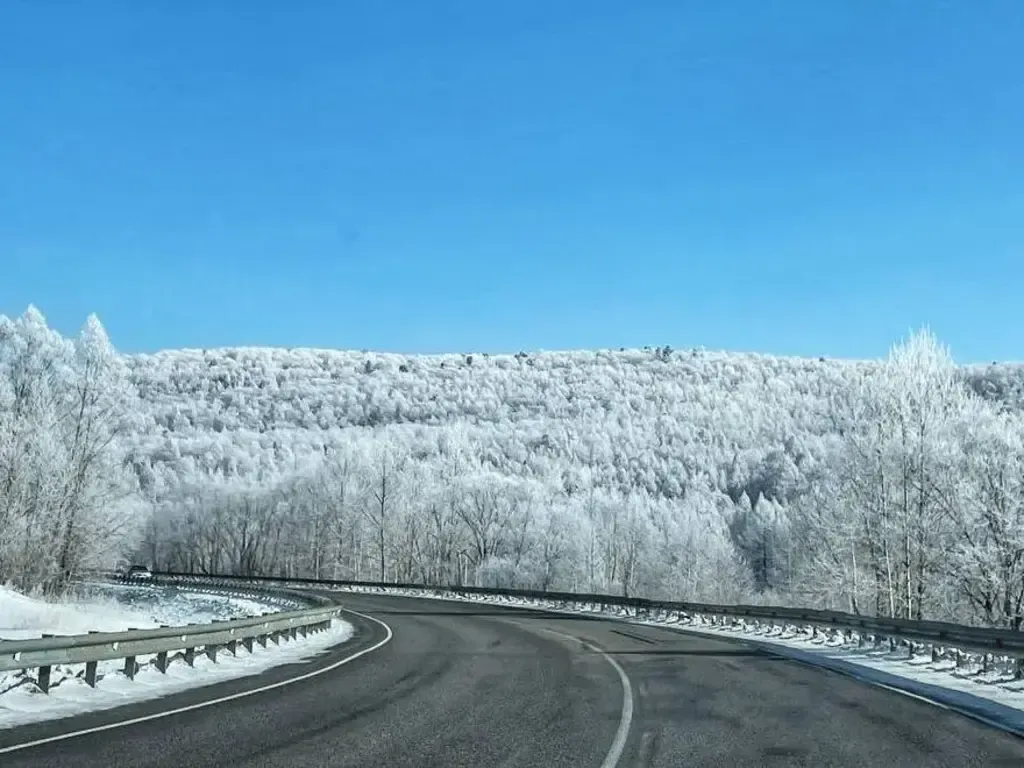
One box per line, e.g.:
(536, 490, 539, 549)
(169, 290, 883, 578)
(153, 571, 1024, 676)
(0, 581, 344, 693)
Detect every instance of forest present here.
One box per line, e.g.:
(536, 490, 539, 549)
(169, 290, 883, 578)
(3, 305, 1024, 630)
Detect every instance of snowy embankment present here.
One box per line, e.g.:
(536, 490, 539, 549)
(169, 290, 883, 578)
(334, 586, 1024, 735)
(0, 582, 291, 641)
(0, 583, 354, 728)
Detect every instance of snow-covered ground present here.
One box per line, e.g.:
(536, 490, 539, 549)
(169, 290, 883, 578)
(0, 583, 354, 729)
(0, 582, 301, 641)
(330, 586, 1024, 734)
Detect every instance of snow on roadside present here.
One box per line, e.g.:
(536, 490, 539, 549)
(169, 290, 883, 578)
(0, 619, 354, 728)
(0, 585, 157, 641)
(0, 582, 298, 642)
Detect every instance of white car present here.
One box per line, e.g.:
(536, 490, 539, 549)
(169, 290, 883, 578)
(124, 564, 153, 581)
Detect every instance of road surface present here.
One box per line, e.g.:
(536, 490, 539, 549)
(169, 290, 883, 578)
(2, 593, 1023, 767)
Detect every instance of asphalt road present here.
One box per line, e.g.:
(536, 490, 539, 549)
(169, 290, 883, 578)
(3, 593, 1024, 767)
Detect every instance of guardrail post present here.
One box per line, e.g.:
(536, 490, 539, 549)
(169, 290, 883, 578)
(258, 634, 268, 648)
(226, 639, 237, 656)
(1015, 657, 1024, 680)
(37, 665, 52, 693)
(30, 632, 57, 693)
(184, 647, 195, 667)
(155, 650, 169, 673)
(85, 660, 98, 687)
(243, 637, 255, 652)
(206, 644, 218, 662)
(124, 656, 138, 680)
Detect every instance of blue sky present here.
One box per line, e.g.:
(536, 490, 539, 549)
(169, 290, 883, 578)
(2, 1, 1021, 361)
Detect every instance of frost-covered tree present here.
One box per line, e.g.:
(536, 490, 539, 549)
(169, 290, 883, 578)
(0, 308, 140, 593)
(830, 330, 971, 618)
(944, 405, 1024, 628)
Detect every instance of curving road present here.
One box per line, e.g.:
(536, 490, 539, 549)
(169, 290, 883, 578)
(2, 593, 1024, 767)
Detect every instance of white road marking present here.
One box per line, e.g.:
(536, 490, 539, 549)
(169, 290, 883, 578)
(535, 626, 635, 768)
(0, 609, 393, 756)
(872, 680, 952, 709)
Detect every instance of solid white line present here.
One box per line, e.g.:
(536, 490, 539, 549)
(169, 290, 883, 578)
(873, 680, 952, 710)
(0, 609, 393, 756)
(536, 626, 634, 768)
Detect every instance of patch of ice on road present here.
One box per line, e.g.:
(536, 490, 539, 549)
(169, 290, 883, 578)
(0, 618, 354, 729)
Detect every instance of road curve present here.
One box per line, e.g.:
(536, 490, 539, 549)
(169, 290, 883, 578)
(1, 593, 1023, 767)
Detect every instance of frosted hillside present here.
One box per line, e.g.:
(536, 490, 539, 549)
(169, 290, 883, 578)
(129, 346, 863, 435)
(124, 345, 1019, 503)
(126, 346, 864, 497)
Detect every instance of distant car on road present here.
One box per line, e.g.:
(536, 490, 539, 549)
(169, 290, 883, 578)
(123, 564, 153, 581)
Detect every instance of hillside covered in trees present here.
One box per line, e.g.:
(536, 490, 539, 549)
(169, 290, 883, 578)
(4, 306, 1024, 631)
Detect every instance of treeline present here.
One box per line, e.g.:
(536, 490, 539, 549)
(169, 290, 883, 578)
(139, 439, 752, 606)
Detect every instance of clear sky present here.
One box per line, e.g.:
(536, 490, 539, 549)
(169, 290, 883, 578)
(2, 1, 1022, 361)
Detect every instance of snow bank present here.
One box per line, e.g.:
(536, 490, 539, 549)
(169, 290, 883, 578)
(0, 582, 295, 641)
